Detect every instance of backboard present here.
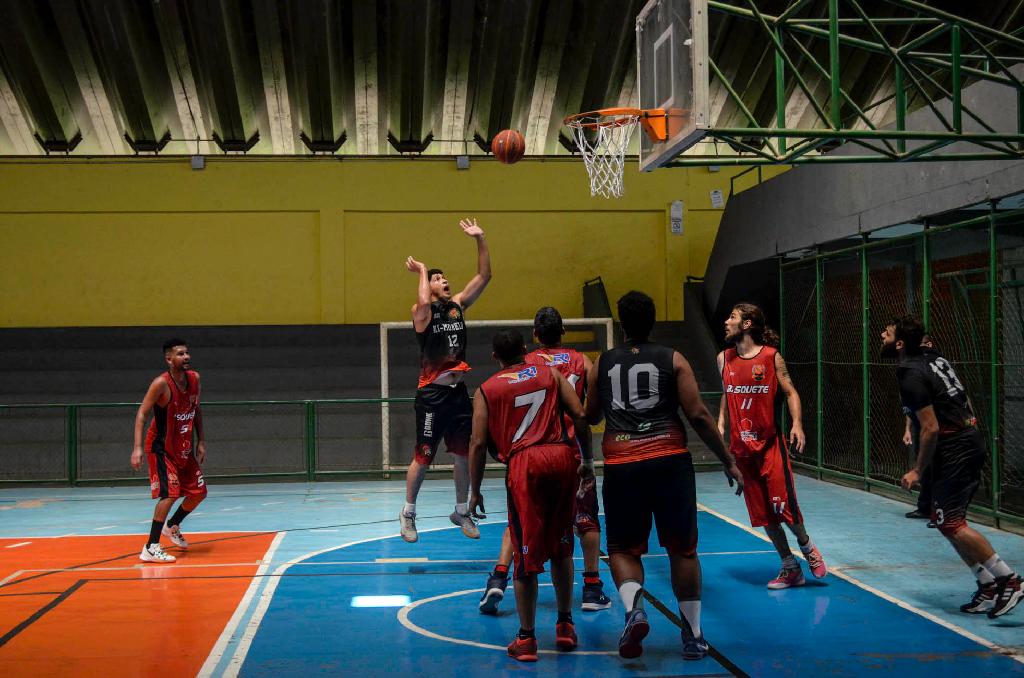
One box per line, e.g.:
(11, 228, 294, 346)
(637, 0, 710, 171)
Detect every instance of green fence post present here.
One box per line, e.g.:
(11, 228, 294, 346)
(861, 237, 871, 489)
(922, 223, 931, 327)
(305, 401, 317, 482)
(988, 207, 1000, 523)
(67, 404, 78, 486)
(779, 258, 788, 435)
(816, 255, 824, 478)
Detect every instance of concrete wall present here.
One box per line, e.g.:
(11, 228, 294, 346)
(705, 65, 1024, 315)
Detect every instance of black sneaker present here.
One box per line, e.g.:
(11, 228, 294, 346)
(581, 582, 612, 611)
(905, 509, 930, 519)
(960, 582, 997, 613)
(681, 631, 709, 660)
(478, 573, 507, 615)
(988, 574, 1023, 618)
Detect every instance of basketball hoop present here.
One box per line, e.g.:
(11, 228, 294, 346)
(564, 108, 667, 199)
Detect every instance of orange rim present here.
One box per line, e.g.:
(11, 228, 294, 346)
(564, 108, 667, 141)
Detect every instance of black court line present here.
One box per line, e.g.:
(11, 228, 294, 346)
(0, 579, 85, 649)
(0, 591, 65, 597)
(0, 512, 493, 591)
(640, 589, 750, 678)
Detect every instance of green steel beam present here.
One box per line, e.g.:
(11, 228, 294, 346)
(777, 0, 813, 23)
(897, 23, 950, 55)
(952, 24, 962, 133)
(829, 0, 841, 129)
(709, 58, 763, 130)
(709, 127, 1024, 142)
(775, 28, 786, 155)
(883, 0, 1024, 50)
(664, 152, 1024, 166)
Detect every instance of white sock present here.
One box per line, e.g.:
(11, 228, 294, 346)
(781, 554, 798, 570)
(983, 553, 1014, 579)
(972, 563, 996, 585)
(799, 540, 815, 555)
(679, 600, 701, 638)
(618, 580, 643, 611)
(455, 502, 469, 516)
(403, 502, 416, 516)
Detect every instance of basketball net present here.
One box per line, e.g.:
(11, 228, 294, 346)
(565, 112, 639, 199)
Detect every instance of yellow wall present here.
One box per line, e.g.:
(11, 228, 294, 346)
(0, 158, 785, 327)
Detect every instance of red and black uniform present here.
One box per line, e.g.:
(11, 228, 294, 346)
(898, 350, 983, 535)
(479, 363, 577, 579)
(145, 370, 206, 500)
(414, 299, 472, 465)
(596, 341, 697, 557)
(525, 347, 599, 534)
(722, 346, 803, 528)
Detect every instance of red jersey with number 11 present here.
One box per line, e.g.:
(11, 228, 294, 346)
(479, 363, 570, 463)
(721, 346, 779, 457)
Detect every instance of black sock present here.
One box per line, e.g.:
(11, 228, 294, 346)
(557, 611, 573, 624)
(167, 506, 192, 528)
(583, 570, 601, 586)
(147, 520, 163, 546)
(517, 627, 535, 639)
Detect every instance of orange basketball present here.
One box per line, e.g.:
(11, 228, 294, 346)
(491, 129, 525, 164)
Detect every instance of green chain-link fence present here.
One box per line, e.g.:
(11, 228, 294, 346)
(781, 207, 1024, 525)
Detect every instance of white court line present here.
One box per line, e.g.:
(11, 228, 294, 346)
(397, 586, 617, 656)
(221, 507, 243, 512)
(92, 525, 117, 531)
(0, 569, 25, 587)
(261, 502, 284, 506)
(5, 541, 31, 549)
(198, 531, 284, 678)
(696, 502, 1024, 663)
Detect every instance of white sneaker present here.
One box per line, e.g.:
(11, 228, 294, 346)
(162, 524, 189, 549)
(450, 511, 480, 539)
(140, 543, 176, 563)
(400, 510, 418, 543)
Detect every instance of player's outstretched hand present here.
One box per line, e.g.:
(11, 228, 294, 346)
(130, 446, 143, 471)
(405, 256, 425, 273)
(789, 424, 806, 454)
(469, 491, 486, 520)
(459, 218, 484, 238)
(900, 468, 920, 491)
(577, 462, 596, 498)
(725, 462, 744, 496)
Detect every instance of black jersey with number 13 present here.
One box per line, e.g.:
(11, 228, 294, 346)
(897, 351, 977, 436)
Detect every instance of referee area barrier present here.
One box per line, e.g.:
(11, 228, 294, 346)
(780, 205, 1024, 526)
(0, 392, 726, 485)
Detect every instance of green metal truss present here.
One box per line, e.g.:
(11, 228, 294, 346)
(666, 0, 1024, 166)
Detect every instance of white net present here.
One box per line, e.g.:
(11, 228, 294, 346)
(566, 112, 640, 199)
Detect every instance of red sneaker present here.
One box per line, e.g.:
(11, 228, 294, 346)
(507, 635, 538, 662)
(555, 621, 577, 651)
(804, 544, 827, 579)
(767, 566, 805, 589)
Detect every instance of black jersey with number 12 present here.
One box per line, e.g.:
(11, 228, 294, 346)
(417, 299, 470, 388)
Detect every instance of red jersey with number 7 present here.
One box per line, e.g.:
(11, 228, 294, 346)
(479, 363, 571, 463)
(721, 346, 779, 457)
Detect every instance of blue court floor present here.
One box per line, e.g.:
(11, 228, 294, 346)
(1, 473, 1022, 676)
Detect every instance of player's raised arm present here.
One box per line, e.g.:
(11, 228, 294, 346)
(452, 218, 492, 310)
(674, 351, 743, 495)
(774, 352, 805, 454)
(467, 388, 490, 519)
(406, 256, 431, 332)
(131, 377, 169, 470)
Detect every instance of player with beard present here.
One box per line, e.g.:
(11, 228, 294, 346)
(718, 303, 827, 589)
(883, 316, 1021, 618)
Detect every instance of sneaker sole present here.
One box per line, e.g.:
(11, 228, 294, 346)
(479, 590, 503, 614)
(555, 637, 577, 651)
(509, 653, 538, 662)
(682, 648, 709, 661)
(618, 619, 650, 659)
(139, 554, 175, 563)
(767, 579, 805, 589)
(581, 601, 612, 611)
(961, 603, 995, 614)
(987, 590, 1023, 618)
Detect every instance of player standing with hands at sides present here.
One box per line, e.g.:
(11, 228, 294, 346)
(400, 218, 492, 543)
(718, 303, 827, 589)
(587, 291, 743, 662)
(131, 339, 207, 563)
(467, 329, 595, 662)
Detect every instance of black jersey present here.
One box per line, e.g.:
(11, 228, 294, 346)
(897, 350, 977, 436)
(416, 299, 469, 387)
(596, 341, 688, 464)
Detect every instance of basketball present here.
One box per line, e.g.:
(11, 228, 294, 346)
(491, 129, 525, 164)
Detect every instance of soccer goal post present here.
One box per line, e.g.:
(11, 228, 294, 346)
(379, 317, 615, 473)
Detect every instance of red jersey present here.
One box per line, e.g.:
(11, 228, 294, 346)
(525, 347, 587, 436)
(478, 363, 570, 463)
(721, 346, 779, 457)
(145, 370, 200, 463)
